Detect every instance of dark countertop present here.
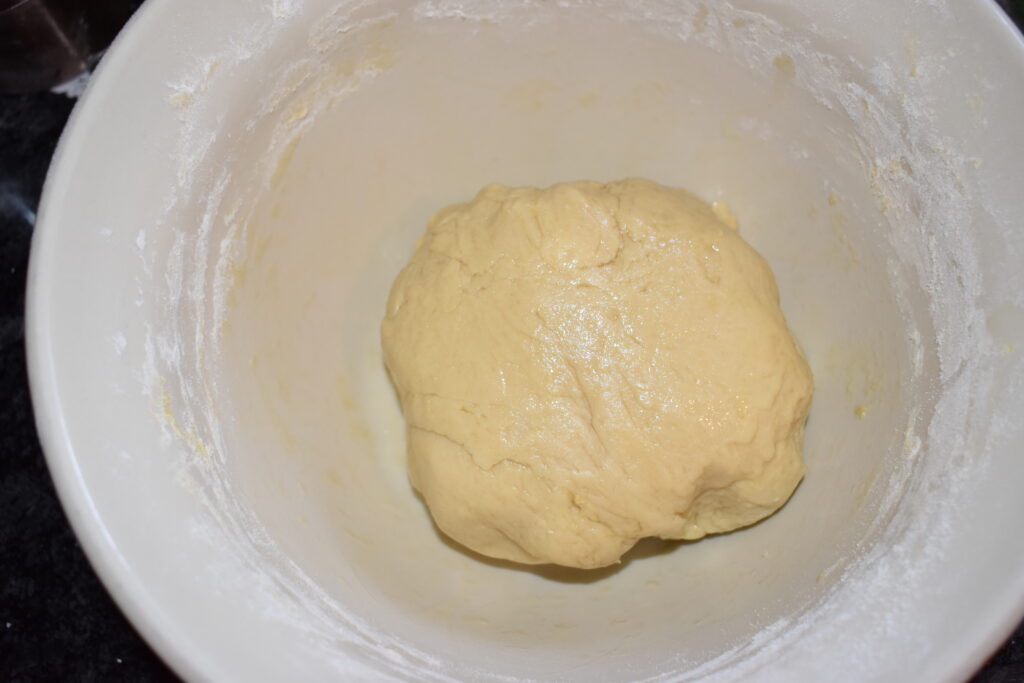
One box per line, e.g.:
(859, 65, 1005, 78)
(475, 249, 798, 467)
(1, 3, 1023, 681)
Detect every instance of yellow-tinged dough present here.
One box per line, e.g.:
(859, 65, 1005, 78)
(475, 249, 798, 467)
(381, 179, 813, 569)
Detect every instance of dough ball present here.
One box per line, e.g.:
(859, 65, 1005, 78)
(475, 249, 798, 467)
(381, 179, 813, 569)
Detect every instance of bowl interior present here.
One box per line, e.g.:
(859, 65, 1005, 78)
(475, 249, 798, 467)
(213, 5, 910, 674)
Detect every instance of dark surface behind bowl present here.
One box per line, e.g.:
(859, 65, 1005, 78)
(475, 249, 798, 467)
(0, 1, 1022, 680)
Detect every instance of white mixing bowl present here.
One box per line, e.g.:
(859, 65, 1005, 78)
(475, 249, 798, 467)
(26, 0, 1024, 680)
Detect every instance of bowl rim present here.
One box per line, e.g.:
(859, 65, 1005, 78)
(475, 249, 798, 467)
(24, 0, 1024, 681)
(25, 2, 231, 681)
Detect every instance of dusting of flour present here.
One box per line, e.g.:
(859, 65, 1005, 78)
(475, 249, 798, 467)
(139, 0, 1020, 680)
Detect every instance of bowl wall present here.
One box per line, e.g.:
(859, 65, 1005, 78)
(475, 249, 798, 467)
(27, 1, 1024, 680)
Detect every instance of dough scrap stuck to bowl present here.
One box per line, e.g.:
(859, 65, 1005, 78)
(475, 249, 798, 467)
(381, 179, 813, 569)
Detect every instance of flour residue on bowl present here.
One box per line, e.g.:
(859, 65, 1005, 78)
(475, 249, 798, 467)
(139, 0, 1018, 680)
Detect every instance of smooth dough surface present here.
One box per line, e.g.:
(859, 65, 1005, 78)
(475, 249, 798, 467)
(381, 179, 813, 569)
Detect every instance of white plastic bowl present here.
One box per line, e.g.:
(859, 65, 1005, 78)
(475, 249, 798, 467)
(27, 0, 1024, 680)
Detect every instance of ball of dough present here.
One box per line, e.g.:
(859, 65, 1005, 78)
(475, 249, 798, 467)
(381, 179, 812, 570)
